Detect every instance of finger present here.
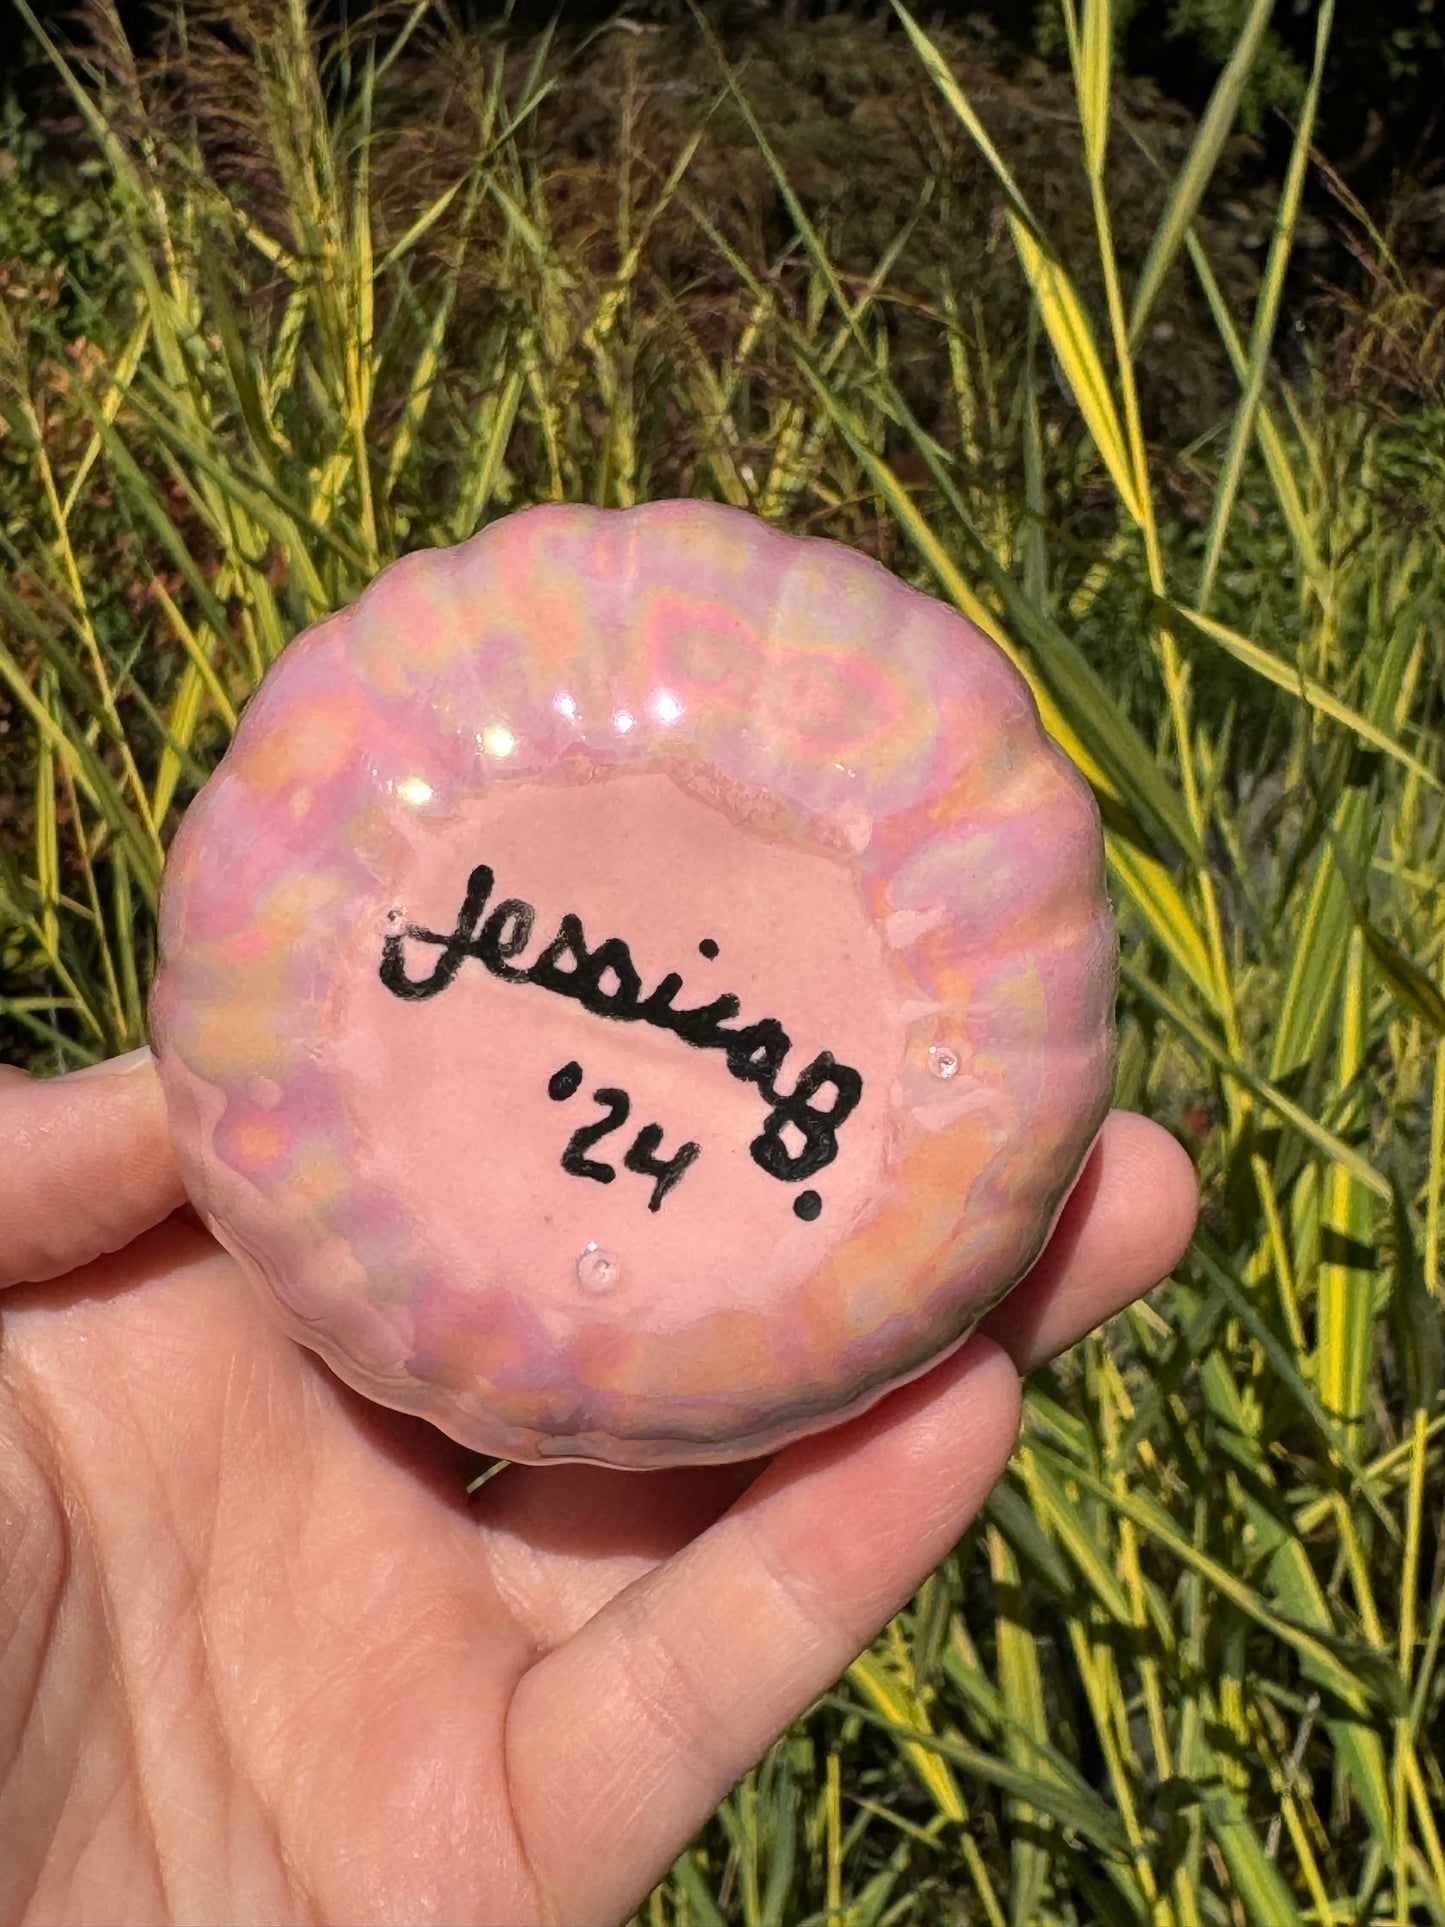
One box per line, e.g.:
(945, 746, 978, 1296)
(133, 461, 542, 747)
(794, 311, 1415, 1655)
(0, 1049, 188, 1289)
(981, 1109, 1198, 1373)
(505, 1336, 1020, 1927)
(482, 1108, 1195, 1652)
(480, 1461, 762, 1652)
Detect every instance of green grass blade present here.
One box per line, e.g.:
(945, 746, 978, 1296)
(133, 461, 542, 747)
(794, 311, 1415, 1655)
(829, 1694, 1132, 1859)
(1316, 931, 1375, 1448)
(1122, 958, 1389, 1198)
(1173, 602, 1440, 793)
(1197, 0, 1335, 608)
(1128, 0, 1277, 345)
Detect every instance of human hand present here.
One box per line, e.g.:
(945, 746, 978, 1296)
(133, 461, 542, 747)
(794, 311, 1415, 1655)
(0, 1052, 1196, 1926)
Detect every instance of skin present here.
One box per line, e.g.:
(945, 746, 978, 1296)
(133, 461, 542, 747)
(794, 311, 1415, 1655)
(0, 1053, 1197, 1927)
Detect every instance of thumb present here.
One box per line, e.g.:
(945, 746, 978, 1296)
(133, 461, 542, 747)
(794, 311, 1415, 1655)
(0, 1049, 189, 1289)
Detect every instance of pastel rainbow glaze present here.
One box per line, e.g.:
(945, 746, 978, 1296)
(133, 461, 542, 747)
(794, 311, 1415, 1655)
(149, 501, 1117, 1467)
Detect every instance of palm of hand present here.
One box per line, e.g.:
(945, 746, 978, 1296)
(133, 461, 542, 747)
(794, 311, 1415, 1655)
(2, 1216, 1014, 1927)
(0, 1068, 1195, 1927)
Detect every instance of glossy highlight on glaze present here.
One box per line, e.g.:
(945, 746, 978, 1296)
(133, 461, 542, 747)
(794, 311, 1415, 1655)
(149, 501, 1118, 1468)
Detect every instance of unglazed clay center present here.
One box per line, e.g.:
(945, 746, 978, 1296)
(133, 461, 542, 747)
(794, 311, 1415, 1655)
(149, 501, 1118, 1467)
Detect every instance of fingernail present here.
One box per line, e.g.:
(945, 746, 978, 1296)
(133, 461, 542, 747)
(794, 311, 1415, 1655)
(68, 1045, 155, 1081)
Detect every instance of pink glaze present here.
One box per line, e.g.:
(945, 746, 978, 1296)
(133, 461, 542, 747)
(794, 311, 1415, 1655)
(149, 502, 1117, 1466)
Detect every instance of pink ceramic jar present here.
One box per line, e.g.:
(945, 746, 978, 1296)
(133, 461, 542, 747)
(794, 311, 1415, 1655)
(149, 502, 1116, 1467)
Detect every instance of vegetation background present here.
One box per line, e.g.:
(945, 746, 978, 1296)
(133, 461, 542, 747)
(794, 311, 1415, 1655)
(2, 0, 1443, 1919)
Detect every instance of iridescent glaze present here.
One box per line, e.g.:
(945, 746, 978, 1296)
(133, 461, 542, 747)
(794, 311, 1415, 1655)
(149, 502, 1117, 1467)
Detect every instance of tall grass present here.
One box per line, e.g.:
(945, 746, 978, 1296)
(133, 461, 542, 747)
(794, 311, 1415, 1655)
(2, 0, 1443, 1918)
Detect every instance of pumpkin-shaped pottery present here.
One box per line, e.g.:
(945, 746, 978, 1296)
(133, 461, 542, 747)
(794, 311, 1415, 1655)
(149, 501, 1117, 1467)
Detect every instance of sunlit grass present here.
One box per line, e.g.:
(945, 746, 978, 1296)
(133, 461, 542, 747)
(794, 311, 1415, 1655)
(2, 0, 1442, 1919)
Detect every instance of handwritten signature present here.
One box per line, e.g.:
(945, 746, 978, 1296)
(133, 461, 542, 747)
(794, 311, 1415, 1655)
(378, 863, 863, 1207)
